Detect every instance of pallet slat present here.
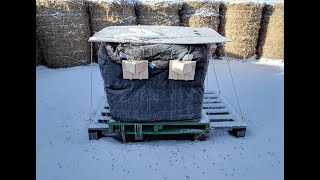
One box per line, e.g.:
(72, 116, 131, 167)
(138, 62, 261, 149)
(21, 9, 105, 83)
(202, 103, 225, 108)
(210, 120, 246, 129)
(204, 108, 229, 113)
(208, 114, 234, 120)
(204, 94, 219, 98)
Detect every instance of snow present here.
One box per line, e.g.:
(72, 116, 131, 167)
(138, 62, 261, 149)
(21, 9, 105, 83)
(218, 0, 284, 4)
(85, 0, 135, 5)
(36, 58, 284, 180)
(133, 0, 185, 6)
(132, 0, 284, 5)
(89, 26, 231, 44)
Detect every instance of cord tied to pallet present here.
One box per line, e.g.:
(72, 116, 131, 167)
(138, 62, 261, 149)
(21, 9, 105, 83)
(222, 43, 245, 122)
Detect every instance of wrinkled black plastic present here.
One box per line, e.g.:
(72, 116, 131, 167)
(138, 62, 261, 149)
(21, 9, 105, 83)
(99, 42, 209, 122)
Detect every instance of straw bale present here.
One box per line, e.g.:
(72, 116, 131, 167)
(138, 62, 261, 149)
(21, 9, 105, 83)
(87, 0, 136, 33)
(87, 0, 137, 61)
(219, 2, 264, 59)
(181, 0, 220, 57)
(135, 0, 183, 26)
(36, 33, 43, 66)
(181, 0, 220, 31)
(36, 0, 91, 68)
(257, 3, 284, 59)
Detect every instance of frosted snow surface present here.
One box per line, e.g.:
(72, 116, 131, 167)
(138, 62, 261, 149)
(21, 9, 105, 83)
(133, 0, 284, 5)
(85, 0, 135, 4)
(89, 26, 231, 44)
(218, 0, 283, 3)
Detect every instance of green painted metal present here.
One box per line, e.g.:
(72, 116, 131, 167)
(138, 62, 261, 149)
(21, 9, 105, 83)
(108, 120, 210, 135)
(109, 120, 209, 126)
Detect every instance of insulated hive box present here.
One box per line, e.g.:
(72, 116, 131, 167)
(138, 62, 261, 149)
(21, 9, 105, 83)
(89, 26, 230, 122)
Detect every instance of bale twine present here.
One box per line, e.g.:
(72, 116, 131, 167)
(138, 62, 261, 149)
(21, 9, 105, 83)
(87, 0, 137, 61)
(257, 3, 284, 59)
(36, 0, 91, 68)
(181, 0, 220, 56)
(219, 2, 264, 59)
(135, 0, 183, 26)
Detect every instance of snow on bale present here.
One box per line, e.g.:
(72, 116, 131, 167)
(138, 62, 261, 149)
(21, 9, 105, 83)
(86, 0, 137, 61)
(257, 3, 284, 59)
(181, 0, 220, 31)
(181, 0, 221, 56)
(36, 0, 91, 68)
(219, 2, 264, 59)
(134, 0, 183, 26)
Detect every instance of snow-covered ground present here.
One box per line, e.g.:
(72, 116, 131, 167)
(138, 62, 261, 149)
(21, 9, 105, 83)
(36, 58, 284, 180)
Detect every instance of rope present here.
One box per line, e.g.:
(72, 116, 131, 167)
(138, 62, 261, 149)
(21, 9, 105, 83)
(222, 44, 244, 121)
(210, 127, 216, 143)
(195, 127, 216, 143)
(195, 128, 209, 141)
(206, 67, 209, 92)
(211, 58, 221, 95)
(89, 42, 93, 123)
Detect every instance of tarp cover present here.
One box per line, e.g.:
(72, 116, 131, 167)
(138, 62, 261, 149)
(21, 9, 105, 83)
(99, 42, 209, 122)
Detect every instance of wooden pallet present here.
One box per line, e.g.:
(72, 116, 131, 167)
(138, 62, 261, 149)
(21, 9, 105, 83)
(88, 92, 246, 141)
(203, 91, 246, 137)
(89, 110, 210, 142)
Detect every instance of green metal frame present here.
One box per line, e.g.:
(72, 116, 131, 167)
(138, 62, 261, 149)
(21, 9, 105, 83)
(108, 120, 210, 135)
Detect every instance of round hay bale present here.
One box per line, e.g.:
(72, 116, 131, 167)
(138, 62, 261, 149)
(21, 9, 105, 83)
(36, 0, 91, 68)
(135, 0, 183, 26)
(257, 3, 284, 59)
(36, 33, 43, 66)
(219, 2, 264, 59)
(87, 0, 137, 61)
(181, 0, 221, 57)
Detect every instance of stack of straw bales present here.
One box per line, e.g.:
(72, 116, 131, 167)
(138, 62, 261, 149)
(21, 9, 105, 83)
(135, 0, 183, 26)
(219, 2, 264, 59)
(87, 0, 137, 60)
(181, 0, 220, 55)
(257, 3, 284, 59)
(36, 0, 91, 68)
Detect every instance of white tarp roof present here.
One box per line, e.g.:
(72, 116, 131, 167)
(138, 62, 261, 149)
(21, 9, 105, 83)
(88, 26, 231, 44)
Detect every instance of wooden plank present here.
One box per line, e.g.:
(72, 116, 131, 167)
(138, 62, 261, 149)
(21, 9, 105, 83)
(203, 96, 219, 99)
(205, 108, 229, 114)
(204, 94, 219, 99)
(88, 26, 231, 44)
(88, 122, 109, 130)
(203, 99, 222, 103)
(204, 91, 217, 94)
(208, 114, 234, 120)
(210, 119, 246, 129)
(202, 103, 225, 108)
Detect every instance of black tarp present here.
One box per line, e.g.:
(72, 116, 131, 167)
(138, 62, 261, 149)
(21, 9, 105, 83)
(99, 42, 209, 122)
